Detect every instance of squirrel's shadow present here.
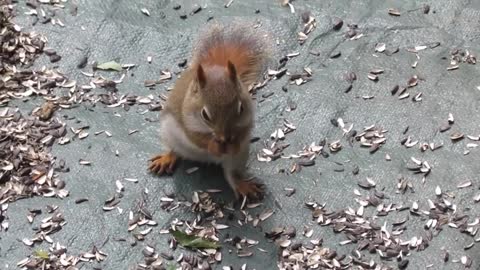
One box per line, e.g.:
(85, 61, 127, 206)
(171, 160, 236, 202)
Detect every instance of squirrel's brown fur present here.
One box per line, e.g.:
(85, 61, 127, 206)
(191, 23, 271, 89)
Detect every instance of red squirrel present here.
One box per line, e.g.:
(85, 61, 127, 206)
(149, 23, 271, 199)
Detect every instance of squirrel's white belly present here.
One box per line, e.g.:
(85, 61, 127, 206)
(159, 112, 222, 164)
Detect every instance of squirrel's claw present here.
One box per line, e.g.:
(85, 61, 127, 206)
(235, 179, 264, 200)
(149, 152, 178, 175)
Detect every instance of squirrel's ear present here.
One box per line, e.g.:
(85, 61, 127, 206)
(227, 60, 237, 83)
(197, 64, 207, 88)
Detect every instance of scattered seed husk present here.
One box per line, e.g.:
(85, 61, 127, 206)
(423, 4, 431, 14)
(332, 17, 343, 30)
(345, 71, 357, 83)
(461, 255, 472, 267)
(78, 130, 89, 139)
(259, 208, 274, 221)
(352, 165, 360, 175)
(375, 43, 386, 52)
(457, 181, 472, 189)
(303, 227, 313, 238)
(370, 68, 384, 75)
(185, 167, 199, 174)
(144, 80, 156, 87)
(190, 5, 202, 15)
(413, 92, 422, 102)
(22, 238, 34, 246)
(440, 124, 451, 132)
(447, 113, 454, 124)
(75, 198, 89, 204)
(140, 8, 150, 16)
(285, 188, 296, 197)
(407, 76, 418, 87)
(388, 8, 401, 16)
(358, 178, 375, 189)
(450, 132, 464, 141)
(79, 159, 91, 165)
(367, 73, 378, 81)
(464, 242, 474, 250)
(329, 140, 342, 152)
(49, 54, 61, 63)
(398, 259, 409, 269)
(447, 65, 459, 71)
(77, 55, 88, 68)
(330, 51, 341, 58)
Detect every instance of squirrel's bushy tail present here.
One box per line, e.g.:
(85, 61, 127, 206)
(192, 22, 272, 88)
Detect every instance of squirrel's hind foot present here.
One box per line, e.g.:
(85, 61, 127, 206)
(149, 151, 178, 175)
(235, 179, 264, 200)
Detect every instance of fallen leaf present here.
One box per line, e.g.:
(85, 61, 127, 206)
(34, 250, 49, 260)
(166, 264, 177, 270)
(170, 230, 220, 249)
(96, 61, 122, 71)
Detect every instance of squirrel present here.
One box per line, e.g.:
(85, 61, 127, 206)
(148, 23, 271, 200)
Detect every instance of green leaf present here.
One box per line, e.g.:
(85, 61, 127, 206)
(34, 249, 49, 260)
(166, 263, 177, 270)
(170, 229, 220, 249)
(96, 61, 122, 71)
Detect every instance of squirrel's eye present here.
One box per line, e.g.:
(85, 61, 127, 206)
(201, 107, 211, 122)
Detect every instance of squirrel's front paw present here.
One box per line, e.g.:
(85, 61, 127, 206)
(235, 179, 264, 200)
(149, 151, 178, 175)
